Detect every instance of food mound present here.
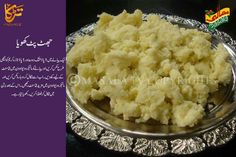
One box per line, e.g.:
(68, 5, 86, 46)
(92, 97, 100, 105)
(67, 10, 231, 127)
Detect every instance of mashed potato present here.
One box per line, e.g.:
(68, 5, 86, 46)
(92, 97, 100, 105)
(67, 10, 232, 127)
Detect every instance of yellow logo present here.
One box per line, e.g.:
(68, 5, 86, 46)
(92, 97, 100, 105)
(205, 7, 230, 24)
(4, 4, 24, 23)
(205, 6, 230, 30)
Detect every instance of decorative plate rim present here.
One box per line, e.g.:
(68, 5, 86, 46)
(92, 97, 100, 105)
(66, 13, 236, 156)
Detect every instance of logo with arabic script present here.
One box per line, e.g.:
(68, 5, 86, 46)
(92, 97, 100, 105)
(205, 5, 230, 30)
(4, 3, 24, 23)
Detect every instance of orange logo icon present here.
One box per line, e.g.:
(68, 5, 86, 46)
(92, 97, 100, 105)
(4, 4, 24, 23)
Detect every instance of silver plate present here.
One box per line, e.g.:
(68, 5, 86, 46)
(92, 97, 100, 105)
(66, 14, 236, 156)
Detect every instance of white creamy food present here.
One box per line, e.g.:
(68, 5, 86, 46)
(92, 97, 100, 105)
(67, 10, 231, 127)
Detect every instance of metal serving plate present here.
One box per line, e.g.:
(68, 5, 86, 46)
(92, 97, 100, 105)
(66, 14, 236, 156)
